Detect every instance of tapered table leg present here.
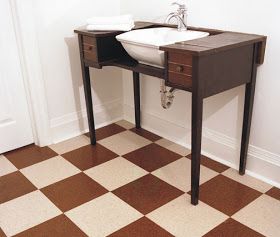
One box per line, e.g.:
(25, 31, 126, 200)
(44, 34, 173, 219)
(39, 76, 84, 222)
(133, 72, 141, 129)
(191, 93, 203, 205)
(81, 65, 96, 145)
(239, 44, 258, 175)
(78, 34, 96, 145)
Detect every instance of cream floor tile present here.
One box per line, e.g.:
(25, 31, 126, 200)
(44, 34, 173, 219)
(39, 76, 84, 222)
(0, 190, 61, 236)
(98, 131, 151, 156)
(0, 155, 17, 177)
(115, 120, 134, 129)
(65, 192, 143, 237)
(49, 135, 90, 154)
(222, 168, 272, 193)
(20, 156, 80, 188)
(147, 194, 228, 237)
(85, 157, 148, 191)
(152, 158, 218, 192)
(156, 138, 174, 147)
(156, 139, 191, 156)
(232, 195, 280, 237)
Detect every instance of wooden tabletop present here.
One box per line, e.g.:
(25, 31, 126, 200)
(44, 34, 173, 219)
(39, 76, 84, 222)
(74, 21, 266, 64)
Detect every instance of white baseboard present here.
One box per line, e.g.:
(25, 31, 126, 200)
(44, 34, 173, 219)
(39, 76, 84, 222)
(50, 99, 123, 144)
(124, 104, 280, 188)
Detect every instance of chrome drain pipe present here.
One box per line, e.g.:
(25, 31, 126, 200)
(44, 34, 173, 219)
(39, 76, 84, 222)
(160, 79, 177, 109)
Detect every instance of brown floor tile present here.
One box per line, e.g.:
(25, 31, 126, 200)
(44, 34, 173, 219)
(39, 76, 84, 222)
(203, 218, 264, 237)
(4, 144, 57, 169)
(85, 124, 126, 141)
(186, 154, 230, 173)
(123, 143, 181, 172)
(0, 171, 37, 204)
(61, 144, 118, 171)
(113, 174, 184, 214)
(0, 228, 6, 237)
(13, 215, 87, 237)
(108, 217, 174, 237)
(196, 175, 262, 216)
(266, 187, 280, 201)
(41, 173, 108, 212)
(130, 128, 161, 142)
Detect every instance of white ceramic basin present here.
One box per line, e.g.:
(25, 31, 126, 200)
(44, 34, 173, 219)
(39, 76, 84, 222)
(116, 27, 209, 68)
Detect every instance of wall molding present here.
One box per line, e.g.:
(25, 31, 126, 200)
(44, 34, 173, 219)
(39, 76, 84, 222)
(203, 127, 280, 168)
(124, 103, 280, 188)
(50, 99, 123, 143)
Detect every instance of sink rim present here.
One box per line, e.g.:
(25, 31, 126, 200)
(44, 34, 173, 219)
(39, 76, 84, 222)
(116, 27, 210, 49)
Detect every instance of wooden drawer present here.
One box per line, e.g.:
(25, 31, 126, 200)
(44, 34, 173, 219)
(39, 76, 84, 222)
(83, 50, 98, 61)
(169, 52, 192, 66)
(168, 72, 192, 88)
(82, 36, 98, 62)
(169, 62, 192, 76)
(82, 35, 97, 46)
(83, 44, 96, 51)
(167, 52, 193, 89)
(80, 34, 129, 64)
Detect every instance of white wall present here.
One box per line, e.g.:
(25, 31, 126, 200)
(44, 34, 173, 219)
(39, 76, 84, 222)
(120, 0, 280, 186)
(30, 0, 123, 142)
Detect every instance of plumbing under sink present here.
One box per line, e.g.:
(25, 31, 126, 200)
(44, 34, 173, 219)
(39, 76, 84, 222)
(116, 27, 209, 68)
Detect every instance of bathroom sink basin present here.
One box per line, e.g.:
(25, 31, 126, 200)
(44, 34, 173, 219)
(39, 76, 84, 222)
(116, 27, 209, 67)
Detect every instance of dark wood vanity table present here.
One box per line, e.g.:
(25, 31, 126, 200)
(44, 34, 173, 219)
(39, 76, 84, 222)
(74, 22, 266, 205)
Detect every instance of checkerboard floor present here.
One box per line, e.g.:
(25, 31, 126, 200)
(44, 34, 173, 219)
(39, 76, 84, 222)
(1, 120, 280, 237)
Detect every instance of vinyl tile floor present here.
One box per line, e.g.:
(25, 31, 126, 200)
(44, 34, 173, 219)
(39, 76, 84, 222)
(1, 120, 280, 237)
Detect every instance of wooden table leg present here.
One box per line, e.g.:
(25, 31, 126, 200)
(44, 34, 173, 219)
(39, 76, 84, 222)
(81, 65, 96, 145)
(239, 44, 258, 175)
(78, 34, 96, 145)
(191, 93, 203, 205)
(133, 72, 141, 129)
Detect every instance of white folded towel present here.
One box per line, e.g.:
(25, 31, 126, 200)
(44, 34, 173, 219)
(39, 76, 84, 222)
(87, 14, 133, 25)
(86, 23, 134, 31)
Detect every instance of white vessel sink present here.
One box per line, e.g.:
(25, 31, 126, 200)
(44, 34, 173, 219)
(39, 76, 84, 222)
(116, 27, 209, 68)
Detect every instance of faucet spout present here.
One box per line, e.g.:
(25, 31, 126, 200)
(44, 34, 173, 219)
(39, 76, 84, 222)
(165, 14, 187, 31)
(165, 13, 176, 24)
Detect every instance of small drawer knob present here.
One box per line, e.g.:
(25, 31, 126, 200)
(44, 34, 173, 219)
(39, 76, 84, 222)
(88, 46, 93, 51)
(176, 65, 184, 73)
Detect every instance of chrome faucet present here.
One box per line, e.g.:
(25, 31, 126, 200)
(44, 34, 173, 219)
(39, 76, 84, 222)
(165, 2, 187, 31)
